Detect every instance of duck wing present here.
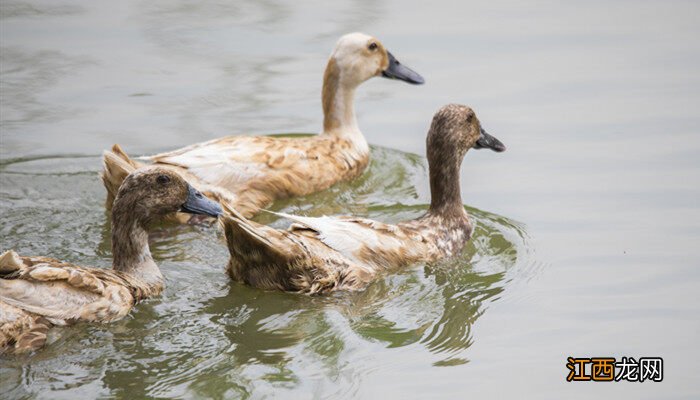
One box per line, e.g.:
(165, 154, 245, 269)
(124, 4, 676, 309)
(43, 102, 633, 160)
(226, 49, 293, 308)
(222, 206, 376, 293)
(0, 251, 133, 324)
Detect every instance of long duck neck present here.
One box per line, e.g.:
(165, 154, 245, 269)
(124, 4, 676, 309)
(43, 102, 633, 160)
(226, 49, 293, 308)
(110, 202, 164, 295)
(428, 152, 468, 220)
(321, 58, 364, 146)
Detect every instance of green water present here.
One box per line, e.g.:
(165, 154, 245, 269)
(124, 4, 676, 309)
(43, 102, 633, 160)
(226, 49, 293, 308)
(1, 1, 698, 399)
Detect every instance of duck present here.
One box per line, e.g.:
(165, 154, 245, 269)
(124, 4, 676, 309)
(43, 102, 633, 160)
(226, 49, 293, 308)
(0, 168, 222, 354)
(220, 104, 506, 294)
(101, 33, 424, 223)
(101, 32, 424, 224)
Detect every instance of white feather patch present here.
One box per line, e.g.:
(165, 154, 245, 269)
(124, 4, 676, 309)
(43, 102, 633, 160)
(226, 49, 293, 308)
(269, 211, 404, 264)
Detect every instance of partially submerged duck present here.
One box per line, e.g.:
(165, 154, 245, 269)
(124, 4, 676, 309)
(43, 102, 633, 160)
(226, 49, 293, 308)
(0, 168, 221, 354)
(221, 104, 506, 294)
(101, 32, 424, 223)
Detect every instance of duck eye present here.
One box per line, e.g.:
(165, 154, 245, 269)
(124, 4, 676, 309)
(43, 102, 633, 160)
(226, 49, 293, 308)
(368, 42, 378, 51)
(156, 175, 170, 185)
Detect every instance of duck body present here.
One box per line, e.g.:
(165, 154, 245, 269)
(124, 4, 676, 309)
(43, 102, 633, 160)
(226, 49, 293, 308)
(222, 104, 506, 294)
(0, 168, 222, 353)
(0, 252, 159, 352)
(223, 207, 472, 294)
(101, 33, 423, 222)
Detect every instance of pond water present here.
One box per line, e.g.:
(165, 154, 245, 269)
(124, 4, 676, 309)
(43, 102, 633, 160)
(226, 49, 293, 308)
(1, 1, 698, 399)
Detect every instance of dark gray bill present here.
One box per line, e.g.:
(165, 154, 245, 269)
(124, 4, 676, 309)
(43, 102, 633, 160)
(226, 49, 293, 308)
(381, 51, 425, 84)
(474, 127, 506, 152)
(180, 185, 222, 217)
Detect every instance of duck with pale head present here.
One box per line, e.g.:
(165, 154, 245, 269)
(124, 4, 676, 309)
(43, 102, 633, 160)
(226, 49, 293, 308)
(101, 32, 424, 224)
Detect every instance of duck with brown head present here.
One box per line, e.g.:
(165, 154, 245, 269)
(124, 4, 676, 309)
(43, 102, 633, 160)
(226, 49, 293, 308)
(220, 104, 505, 294)
(0, 168, 221, 354)
(427, 104, 506, 216)
(101, 33, 424, 224)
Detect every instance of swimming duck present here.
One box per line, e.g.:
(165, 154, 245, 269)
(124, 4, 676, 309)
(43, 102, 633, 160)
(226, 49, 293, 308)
(101, 32, 424, 223)
(0, 168, 221, 354)
(220, 104, 506, 294)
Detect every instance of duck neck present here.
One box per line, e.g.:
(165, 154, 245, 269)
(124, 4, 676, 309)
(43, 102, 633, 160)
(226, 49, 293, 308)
(428, 156, 467, 219)
(322, 58, 364, 145)
(110, 203, 164, 292)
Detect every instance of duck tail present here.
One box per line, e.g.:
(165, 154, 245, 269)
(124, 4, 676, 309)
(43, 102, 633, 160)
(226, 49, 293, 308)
(219, 203, 297, 261)
(220, 203, 275, 253)
(0, 250, 25, 276)
(101, 144, 143, 209)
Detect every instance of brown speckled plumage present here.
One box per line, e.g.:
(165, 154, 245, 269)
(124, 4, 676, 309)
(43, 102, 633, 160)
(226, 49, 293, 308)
(1, 168, 219, 354)
(222, 104, 504, 294)
(101, 33, 419, 223)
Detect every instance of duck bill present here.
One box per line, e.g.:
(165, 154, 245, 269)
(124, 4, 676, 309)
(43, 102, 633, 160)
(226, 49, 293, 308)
(381, 51, 425, 84)
(474, 127, 506, 152)
(180, 185, 222, 218)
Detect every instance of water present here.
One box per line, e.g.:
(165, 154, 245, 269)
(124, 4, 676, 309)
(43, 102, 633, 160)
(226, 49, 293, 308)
(0, 1, 698, 399)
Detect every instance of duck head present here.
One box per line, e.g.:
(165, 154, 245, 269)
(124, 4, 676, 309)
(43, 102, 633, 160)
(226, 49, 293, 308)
(427, 104, 506, 161)
(427, 104, 505, 214)
(330, 32, 424, 86)
(113, 168, 222, 224)
(323, 33, 424, 136)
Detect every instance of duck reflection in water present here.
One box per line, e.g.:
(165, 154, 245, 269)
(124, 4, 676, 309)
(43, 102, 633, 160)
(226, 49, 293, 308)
(203, 206, 524, 387)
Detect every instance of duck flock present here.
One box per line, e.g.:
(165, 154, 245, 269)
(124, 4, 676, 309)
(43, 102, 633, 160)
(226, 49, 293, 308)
(0, 33, 505, 354)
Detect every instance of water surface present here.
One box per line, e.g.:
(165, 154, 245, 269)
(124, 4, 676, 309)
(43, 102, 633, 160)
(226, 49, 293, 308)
(1, 0, 698, 398)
